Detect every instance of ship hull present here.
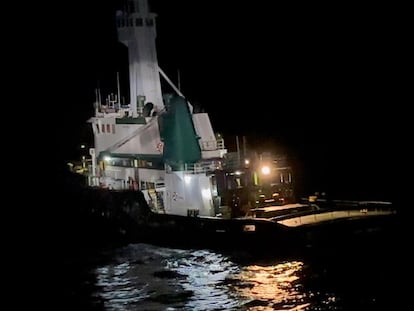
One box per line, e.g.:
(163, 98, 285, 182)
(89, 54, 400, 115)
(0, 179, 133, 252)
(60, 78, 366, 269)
(69, 187, 399, 255)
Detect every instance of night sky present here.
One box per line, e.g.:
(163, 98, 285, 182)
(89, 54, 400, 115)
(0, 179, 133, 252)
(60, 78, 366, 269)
(57, 1, 408, 204)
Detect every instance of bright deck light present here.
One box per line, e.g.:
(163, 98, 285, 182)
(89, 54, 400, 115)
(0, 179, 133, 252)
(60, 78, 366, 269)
(261, 165, 271, 175)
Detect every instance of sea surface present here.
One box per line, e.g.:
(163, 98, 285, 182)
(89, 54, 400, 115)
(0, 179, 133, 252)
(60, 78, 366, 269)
(60, 224, 404, 311)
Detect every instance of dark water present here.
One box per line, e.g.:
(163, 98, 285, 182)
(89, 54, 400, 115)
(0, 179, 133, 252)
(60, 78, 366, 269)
(61, 226, 404, 311)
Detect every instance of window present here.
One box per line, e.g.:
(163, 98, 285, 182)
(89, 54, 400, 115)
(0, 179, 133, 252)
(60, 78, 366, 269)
(112, 124, 115, 134)
(136, 18, 143, 26)
(106, 124, 111, 133)
(146, 18, 154, 26)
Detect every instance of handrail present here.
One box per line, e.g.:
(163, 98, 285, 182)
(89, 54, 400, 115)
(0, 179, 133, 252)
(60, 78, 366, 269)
(165, 160, 222, 174)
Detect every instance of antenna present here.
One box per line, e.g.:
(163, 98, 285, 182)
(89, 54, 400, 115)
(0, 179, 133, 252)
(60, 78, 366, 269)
(116, 72, 121, 106)
(236, 135, 241, 166)
(96, 81, 102, 111)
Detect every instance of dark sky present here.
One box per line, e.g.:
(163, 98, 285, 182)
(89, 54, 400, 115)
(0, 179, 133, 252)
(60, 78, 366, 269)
(57, 0, 408, 203)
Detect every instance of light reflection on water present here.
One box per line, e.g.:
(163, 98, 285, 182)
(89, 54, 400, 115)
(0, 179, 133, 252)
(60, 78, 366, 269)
(227, 262, 309, 310)
(166, 249, 241, 310)
(91, 243, 325, 310)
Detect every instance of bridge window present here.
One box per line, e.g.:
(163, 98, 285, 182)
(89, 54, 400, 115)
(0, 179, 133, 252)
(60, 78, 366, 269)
(112, 124, 115, 134)
(146, 18, 154, 26)
(101, 124, 105, 133)
(135, 18, 143, 26)
(106, 124, 111, 133)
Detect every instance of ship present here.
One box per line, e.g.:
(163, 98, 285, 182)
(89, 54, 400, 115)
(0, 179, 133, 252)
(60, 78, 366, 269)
(86, 0, 295, 220)
(78, 0, 398, 251)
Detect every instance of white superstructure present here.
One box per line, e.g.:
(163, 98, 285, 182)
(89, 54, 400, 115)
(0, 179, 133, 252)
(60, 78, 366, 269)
(88, 0, 227, 217)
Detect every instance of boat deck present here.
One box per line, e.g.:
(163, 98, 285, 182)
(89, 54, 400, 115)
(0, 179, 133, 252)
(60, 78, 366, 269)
(274, 209, 396, 227)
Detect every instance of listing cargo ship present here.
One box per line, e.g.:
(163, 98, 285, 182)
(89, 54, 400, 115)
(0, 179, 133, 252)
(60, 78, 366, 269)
(73, 0, 397, 251)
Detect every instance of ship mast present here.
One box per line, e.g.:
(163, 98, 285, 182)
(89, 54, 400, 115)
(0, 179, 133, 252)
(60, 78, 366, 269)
(116, 0, 164, 116)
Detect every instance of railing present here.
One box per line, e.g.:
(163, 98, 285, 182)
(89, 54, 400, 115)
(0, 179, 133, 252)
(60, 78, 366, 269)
(200, 138, 225, 151)
(165, 160, 223, 174)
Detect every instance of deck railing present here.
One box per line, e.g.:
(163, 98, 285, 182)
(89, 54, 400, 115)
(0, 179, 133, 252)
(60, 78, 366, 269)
(200, 139, 225, 151)
(165, 160, 223, 174)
